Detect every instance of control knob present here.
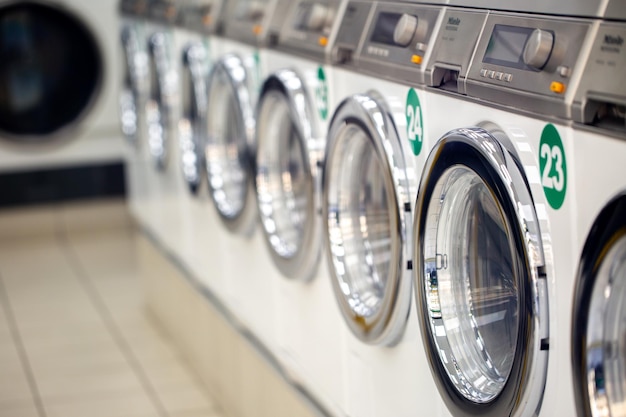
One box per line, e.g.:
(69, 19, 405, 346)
(306, 3, 334, 31)
(523, 29, 554, 70)
(393, 13, 428, 47)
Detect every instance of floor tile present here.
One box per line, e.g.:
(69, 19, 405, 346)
(0, 400, 39, 417)
(153, 381, 216, 415)
(43, 392, 159, 417)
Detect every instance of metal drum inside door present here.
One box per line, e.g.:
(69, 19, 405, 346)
(146, 31, 176, 170)
(255, 69, 323, 281)
(178, 42, 208, 195)
(322, 93, 414, 346)
(572, 193, 626, 417)
(204, 54, 256, 234)
(413, 125, 549, 417)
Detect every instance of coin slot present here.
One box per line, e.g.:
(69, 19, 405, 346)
(586, 99, 626, 133)
(432, 65, 460, 93)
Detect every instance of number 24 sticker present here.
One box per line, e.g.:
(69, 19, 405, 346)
(539, 124, 567, 210)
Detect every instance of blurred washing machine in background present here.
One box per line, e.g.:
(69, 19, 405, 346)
(119, 0, 151, 224)
(171, 0, 229, 291)
(0, 0, 124, 175)
(322, 2, 446, 416)
(412, 6, 601, 417)
(254, 0, 348, 414)
(570, 19, 626, 417)
(203, 0, 283, 351)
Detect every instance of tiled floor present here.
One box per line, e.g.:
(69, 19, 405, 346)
(0, 218, 226, 417)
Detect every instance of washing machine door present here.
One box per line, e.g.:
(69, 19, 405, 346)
(0, 2, 102, 142)
(322, 93, 413, 346)
(120, 25, 148, 146)
(146, 31, 177, 171)
(255, 69, 323, 281)
(204, 54, 256, 234)
(573, 193, 626, 417)
(178, 42, 208, 195)
(413, 126, 548, 417)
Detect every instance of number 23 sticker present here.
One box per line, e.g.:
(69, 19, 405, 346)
(539, 124, 567, 210)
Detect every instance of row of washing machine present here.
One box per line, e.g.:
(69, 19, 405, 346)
(119, 0, 626, 416)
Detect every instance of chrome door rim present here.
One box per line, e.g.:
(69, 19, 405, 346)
(146, 30, 176, 171)
(205, 53, 257, 235)
(120, 26, 141, 145)
(573, 192, 626, 417)
(179, 42, 208, 195)
(413, 126, 548, 417)
(322, 93, 413, 346)
(255, 69, 323, 281)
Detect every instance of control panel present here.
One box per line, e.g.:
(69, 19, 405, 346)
(120, 0, 148, 17)
(332, 1, 372, 65)
(424, 8, 488, 93)
(223, 0, 281, 46)
(179, 0, 226, 34)
(147, 0, 179, 24)
(572, 21, 626, 135)
(271, 0, 346, 61)
(466, 13, 591, 118)
(355, 2, 444, 85)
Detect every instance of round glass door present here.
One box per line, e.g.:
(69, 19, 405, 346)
(573, 193, 626, 417)
(323, 94, 413, 346)
(255, 70, 322, 280)
(120, 25, 147, 146)
(413, 126, 548, 417)
(0, 2, 101, 141)
(204, 54, 256, 234)
(178, 43, 208, 195)
(146, 31, 176, 171)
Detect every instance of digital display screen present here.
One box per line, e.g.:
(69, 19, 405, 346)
(370, 12, 402, 45)
(483, 25, 535, 71)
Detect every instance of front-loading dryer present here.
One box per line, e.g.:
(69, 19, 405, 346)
(254, 0, 348, 414)
(0, 0, 125, 172)
(569, 19, 626, 417)
(321, 2, 447, 416)
(203, 0, 283, 351)
(413, 9, 597, 417)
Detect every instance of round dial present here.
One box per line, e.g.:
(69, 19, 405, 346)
(523, 29, 554, 70)
(393, 13, 418, 47)
(306, 3, 332, 31)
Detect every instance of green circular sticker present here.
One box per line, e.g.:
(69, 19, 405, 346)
(405, 88, 424, 156)
(253, 50, 261, 90)
(539, 123, 567, 210)
(316, 66, 329, 121)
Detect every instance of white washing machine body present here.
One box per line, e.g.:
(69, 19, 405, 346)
(411, 8, 601, 417)
(254, 0, 348, 414)
(0, 0, 124, 172)
(139, 0, 182, 253)
(120, 0, 151, 224)
(202, 0, 283, 351)
(170, 0, 228, 290)
(569, 19, 626, 417)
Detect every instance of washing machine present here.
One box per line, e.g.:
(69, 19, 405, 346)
(320, 2, 448, 416)
(253, 0, 348, 414)
(412, 7, 598, 417)
(120, 0, 152, 226)
(569, 20, 626, 417)
(171, 0, 231, 292)
(0, 0, 124, 172)
(202, 0, 283, 350)
(138, 0, 184, 251)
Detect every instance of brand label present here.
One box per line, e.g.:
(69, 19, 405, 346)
(316, 66, 329, 121)
(539, 124, 567, 210)
(601, 33, 623, 53)
(405, 88, 424, 156)
(448, 17, 460, 25)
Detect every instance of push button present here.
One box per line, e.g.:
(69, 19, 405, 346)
(319, 36, 328, 47)
(550, 81, 566, 94)
(487, 70, 496, 79)
(495, 72, 504, 80)
(480, 69, 488, 77)
(411, 55, 423, 65)
(504, 73, 513, 82)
